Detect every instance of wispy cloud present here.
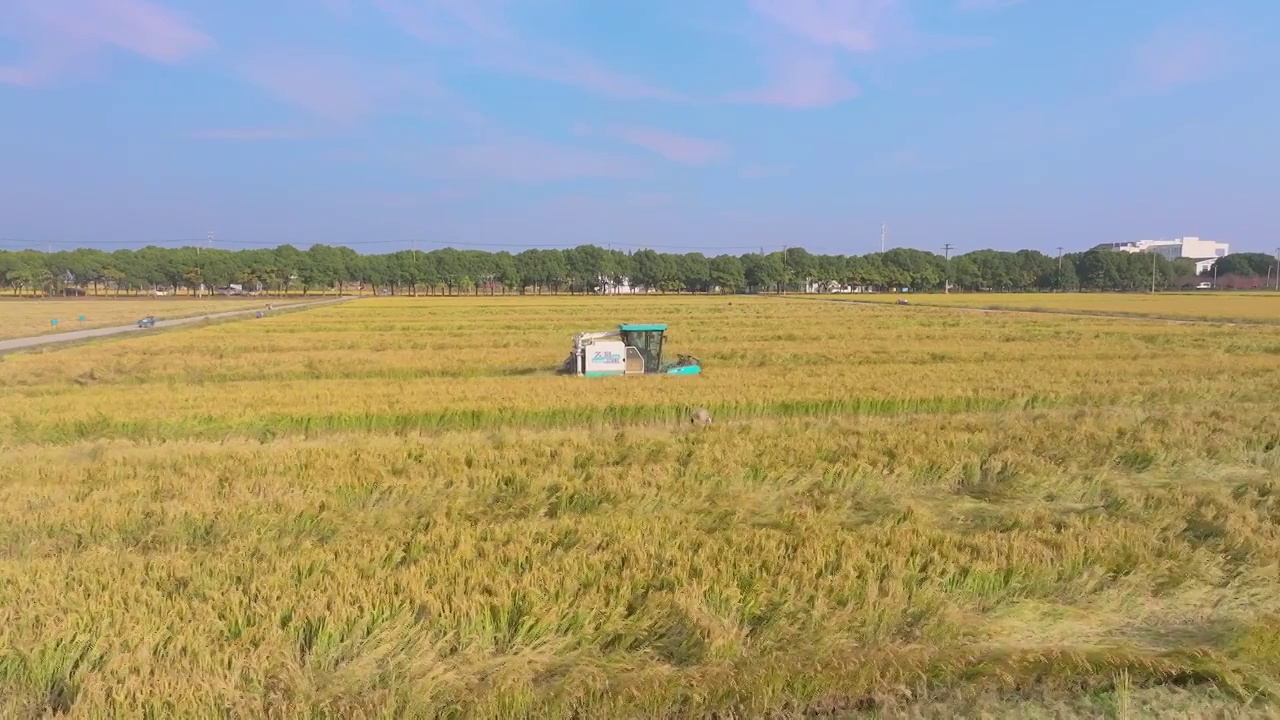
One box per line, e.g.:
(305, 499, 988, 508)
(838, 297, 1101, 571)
(624, 192, 674, 208)
(740, 164, 788, 179)
(728, 53, 860, 108)
(725, 0, 902, 108)
(490, 48, 683, 101)
(861, 148, 959, 175)
(356, 189, 469, 209)
(431, 138, 649, 183)
(0, 66, 43, 87)
(375, 0, 681, 101)
(751, 0, 900, 53)
(191, 128, 307, 141)
(374, 0, 513, 45)
(0, 0, 210, 85)
(575, 124, 729, 166)
(233, 51, 482, 128)
(1129, 20, 1232, 95)
(237, 53, 383, 123)
(611, 126, 728, 165)
(317, 0, 356, 19)
(728, 0, 985, 108)
(956, 0, 1025, 11)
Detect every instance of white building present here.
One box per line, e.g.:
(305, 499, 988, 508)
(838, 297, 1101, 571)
(1094, 236, 1228, 261)
(1192, 258, 1219, 274)
(1093, 236, 1229, 274)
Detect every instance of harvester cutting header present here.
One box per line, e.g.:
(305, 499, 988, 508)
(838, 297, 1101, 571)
(561, 323, 701, 377)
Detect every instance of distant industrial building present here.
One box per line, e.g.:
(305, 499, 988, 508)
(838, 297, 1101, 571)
(1092, 236, 1228, 274)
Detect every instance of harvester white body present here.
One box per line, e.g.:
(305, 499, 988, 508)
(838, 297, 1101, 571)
(562, 323, 701, 377)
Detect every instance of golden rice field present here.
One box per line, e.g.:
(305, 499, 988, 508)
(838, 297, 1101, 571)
(844, 290, 1280, 323)
(0, 297, 306, 341)
(2, 295, 1280, 718)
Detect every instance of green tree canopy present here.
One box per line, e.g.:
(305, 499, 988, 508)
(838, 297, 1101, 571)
(0, 243, 1260, 296)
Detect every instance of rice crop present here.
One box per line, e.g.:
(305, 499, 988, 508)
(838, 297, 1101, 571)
(838, 290, 1280, 323)
(0, 297, 305, 341)
(1, 294, 1279, 718)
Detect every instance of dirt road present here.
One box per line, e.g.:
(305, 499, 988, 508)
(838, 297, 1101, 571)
(0, 296, 356, 356)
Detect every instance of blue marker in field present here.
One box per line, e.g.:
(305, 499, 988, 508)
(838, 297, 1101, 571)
(50, 318, 58, 327)
(78, 315, 86, 322)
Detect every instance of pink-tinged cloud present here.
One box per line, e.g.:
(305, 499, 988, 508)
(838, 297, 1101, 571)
(0, 66, 43, 87)
(1131, 21, 1231, 94)
(863, 148, 958, 175)
(434, 139, 647, 182)
(729, 54, 860, 108)
(0, 0, 210, 77)
(956, 0, 1025, 10)
(191, 129, 306, 141)
(236, 53, 444, 124)
(239, 55, 372, 122)
(318, 0, 355, 18)
(611, 126, 729, 166)
(624, 192, 674, 208)
(358, 189, 469, 208)
(751, 0, 900, 53)
(0, 0, 209, 85)
(374, 0, 514, 46)
(727, 0, 902, 108)
(376, 0, 681, 101)
(485, 46, 684, 101)
(739, 164, 788, 179)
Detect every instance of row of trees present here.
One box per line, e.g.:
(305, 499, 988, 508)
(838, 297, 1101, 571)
(0, 244, 1275, 296)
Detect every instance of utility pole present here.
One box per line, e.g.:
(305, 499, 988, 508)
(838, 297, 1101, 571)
(781, 244, 788, 295)
(198, 231, 213, 297)
(1275, 248, 1280, 291)
(943, 243, 954, 294)
(1056, 247, 1064, 293)
(880, 222, 886, 253)
(1150, 251, 1157, 294)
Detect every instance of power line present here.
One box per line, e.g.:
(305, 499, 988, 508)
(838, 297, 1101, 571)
(0, 236, 784, 253)
(0, 235, 1090, 257)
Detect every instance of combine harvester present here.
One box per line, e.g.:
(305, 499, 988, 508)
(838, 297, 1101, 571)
(561, 323, 701, 377)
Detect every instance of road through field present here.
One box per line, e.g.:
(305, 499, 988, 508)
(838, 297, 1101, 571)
(0, 296, 356, 355)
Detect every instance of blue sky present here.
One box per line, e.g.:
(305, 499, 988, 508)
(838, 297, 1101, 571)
(1, 0, 1276, 256)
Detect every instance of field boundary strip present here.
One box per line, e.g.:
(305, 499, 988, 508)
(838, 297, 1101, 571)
(5, 390, 1264, 446)
(0, 295, 359, 357)
(775, 294, 1280, 327)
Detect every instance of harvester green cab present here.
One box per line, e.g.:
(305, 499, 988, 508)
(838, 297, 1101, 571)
(562, 323, 701, 377)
